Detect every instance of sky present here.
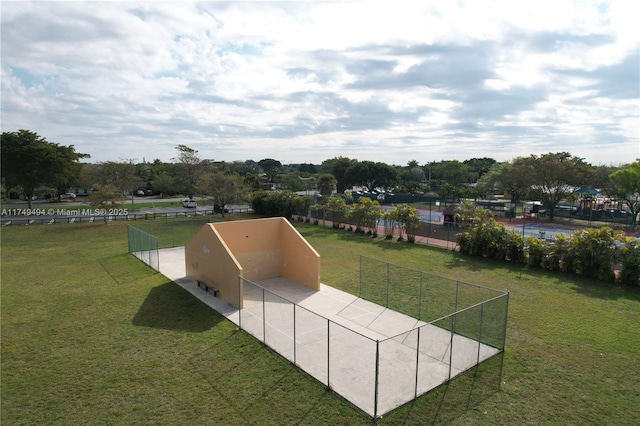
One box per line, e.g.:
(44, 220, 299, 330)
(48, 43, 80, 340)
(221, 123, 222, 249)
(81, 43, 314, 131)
(1, 1, 639, 167)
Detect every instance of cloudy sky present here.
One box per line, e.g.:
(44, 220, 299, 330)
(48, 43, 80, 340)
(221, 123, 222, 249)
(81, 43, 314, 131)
(1, 1, 638, 166)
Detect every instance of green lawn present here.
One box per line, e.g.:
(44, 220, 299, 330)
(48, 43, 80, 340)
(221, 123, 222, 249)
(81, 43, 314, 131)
(2, 220, 639, 425)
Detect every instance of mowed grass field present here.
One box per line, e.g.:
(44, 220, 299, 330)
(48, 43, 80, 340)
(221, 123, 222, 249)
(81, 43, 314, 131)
(2, 218, 639, 425)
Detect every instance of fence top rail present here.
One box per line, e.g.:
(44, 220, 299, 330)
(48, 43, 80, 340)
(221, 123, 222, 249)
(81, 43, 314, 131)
(127, 224, 159, 239)
(380, 291, 509, 344)
(240, 277, 379, 343)
(359, 254, 509, 296)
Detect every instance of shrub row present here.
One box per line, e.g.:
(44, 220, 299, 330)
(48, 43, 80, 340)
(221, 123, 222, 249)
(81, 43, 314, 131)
(456, 218, 640, 286)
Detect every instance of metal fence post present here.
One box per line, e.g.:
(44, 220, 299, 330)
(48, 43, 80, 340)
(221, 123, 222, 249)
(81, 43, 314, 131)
(455, 281, 460, 312)
(327, 320, 331, 387)
(477, 303, 484, 364)
(374, 339, 380, 419)
(498, 293, 510, 391)
(502, 293, 510, 350)
(419, 272, 423, 320)
(448, 314, 455, 380)
(146, 232, 151, 265)
(415, 327, 421, 398)
(358, 255, 362, 298)
(386, 262, 390, 308)
(155, 235, 159, 271)
(262, 287, 266, 343)
(238, 277, 242, 328)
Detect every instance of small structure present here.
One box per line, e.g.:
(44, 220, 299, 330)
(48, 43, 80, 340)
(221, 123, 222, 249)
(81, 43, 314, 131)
(184, 217, 320, 308)
(442, 203, 460, 227)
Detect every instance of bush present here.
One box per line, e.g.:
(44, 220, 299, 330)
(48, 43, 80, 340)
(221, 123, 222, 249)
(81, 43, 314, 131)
(457, 232, 472, 254)
(455, 217, 524, 262)
(565, 227, 620, 282)
(542, 234, 571, 272)
(250, 190, 310, 219)
(504, 230, 525, 264)
(458, 218, 640, 286)
(618, 238, 640, 287)
(525, 237, 546, 268)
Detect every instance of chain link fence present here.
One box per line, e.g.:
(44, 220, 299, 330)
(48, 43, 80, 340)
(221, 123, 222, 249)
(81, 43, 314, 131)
(127, 225, 159, 271)
(129, 218, 222, 249)
(236, 257, 509, 418)
(125, 219, 509, 418)
(127, 218, 223, 270)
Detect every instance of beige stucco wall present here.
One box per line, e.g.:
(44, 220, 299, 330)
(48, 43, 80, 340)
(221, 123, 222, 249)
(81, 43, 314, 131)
(184, 217, 321, 308)
(185, 224, 244, 307)
(280, 219, 321, 289)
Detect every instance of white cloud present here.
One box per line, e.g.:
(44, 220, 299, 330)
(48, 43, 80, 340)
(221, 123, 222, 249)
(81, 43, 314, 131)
(1, 1, 638, 166)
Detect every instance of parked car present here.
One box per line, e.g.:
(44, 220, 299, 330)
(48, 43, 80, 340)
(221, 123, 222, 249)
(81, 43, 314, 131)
(182, 199, 197, 208)
(60, 193, 76, 200)
(135, 190, 146, 197)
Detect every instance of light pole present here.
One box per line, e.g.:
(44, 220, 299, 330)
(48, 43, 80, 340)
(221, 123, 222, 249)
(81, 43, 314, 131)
(522, 201, 526, 240)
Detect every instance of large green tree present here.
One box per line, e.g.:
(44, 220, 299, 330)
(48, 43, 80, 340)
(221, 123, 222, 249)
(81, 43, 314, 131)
(257, 158, 282, 184)
(1, 130, 89, 208)
(321, 157, 358, 193)
(463, 157, 497, 182)
(476, 159, 532, 204)
(609, 159, 640, 227)
(90, 161, 137, 191)
(281, 173, 306, 192)
(344, 161, 399, 193)
(592, 164, 621, 196)
(172, 145, 203, 196)
(201, 172, 247, 217)
(399, 166, 426, 194)
(430, 160, 473, 186)
(88, 161, 138, 207)
(524, 152, 592, 220)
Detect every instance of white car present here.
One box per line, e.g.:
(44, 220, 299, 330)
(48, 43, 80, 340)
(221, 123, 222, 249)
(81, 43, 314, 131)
(182, 199, 197, 208)
(60, 193, 76, 200)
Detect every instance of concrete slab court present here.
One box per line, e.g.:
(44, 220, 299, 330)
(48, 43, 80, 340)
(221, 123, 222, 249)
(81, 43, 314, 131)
(157, 245, 506, 418)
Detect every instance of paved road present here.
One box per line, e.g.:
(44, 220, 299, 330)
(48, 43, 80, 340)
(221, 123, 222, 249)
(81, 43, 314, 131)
(0, 196, 251, 226)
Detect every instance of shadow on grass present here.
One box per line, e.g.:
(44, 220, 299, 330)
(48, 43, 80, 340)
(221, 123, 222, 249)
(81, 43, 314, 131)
(568, 277, 640, 302)
(381, 352, 504, 425)
(98, 254, 158, 284)
(190, 331, 371, 424)
(445, 252, 640, 302)
(443, 252, 524, 274)
(450, 254, 640, 302)
(133, 281, 224, 332)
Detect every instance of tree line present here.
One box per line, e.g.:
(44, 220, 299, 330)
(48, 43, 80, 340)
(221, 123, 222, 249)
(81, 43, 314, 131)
(1, 130, 638, 227)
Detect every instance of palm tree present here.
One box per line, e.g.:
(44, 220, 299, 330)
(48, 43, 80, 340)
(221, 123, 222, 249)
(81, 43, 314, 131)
(317, 173, 337, 198)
